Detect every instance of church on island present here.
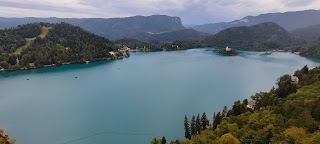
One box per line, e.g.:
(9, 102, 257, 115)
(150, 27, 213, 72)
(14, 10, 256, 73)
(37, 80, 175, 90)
(225, 46, 232, 51)
(218, 46, 239, 56)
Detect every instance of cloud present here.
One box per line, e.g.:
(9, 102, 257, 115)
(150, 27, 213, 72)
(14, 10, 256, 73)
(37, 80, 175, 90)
(0, 0, 319, 24)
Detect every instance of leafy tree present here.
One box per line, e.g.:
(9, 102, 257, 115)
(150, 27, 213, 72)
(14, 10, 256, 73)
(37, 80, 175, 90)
(218, 133, 240, 144)
(7, 55, 17, 65)
(302, 132, 320, 144)
(276, 74, 297, 98)
(151, 137, 160, 144)
(184, 115, 191, 139)
(283, 127, 306, 144)
(0, 61, 9, 69)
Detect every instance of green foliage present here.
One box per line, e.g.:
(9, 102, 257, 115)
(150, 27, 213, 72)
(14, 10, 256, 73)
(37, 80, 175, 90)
(218, 133, 240, 144)
(0, 61, 9, 69)
(151, 137, 160, 144)
(276, 74, 297, 98)
(196, 114, 201, 134)
(160, 66, 320, 144)
(191, 116, 196, 137)
(218, 48, 239, 56)
(184, 115, 191, 139)
(300, 38, 320, 57)
(0, 22, 123, 71)
(201, 112, 209, 130)
(302, 132, 320, 144)
(161, 136, 166, 144)
(204, 22, 304, 50)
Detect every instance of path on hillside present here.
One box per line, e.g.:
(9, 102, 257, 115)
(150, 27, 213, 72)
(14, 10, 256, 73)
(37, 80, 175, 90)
(13, 26, 52, 55)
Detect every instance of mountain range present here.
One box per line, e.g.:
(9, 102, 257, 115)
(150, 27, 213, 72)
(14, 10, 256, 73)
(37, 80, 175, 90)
(0, 15, 209, 42)
(291, 24, 320, 42)
(1, 10, 320, 43)
(192, 10, 320, 34)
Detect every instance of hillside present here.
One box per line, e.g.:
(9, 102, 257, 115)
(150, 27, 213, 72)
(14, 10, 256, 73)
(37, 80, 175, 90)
(0, 15, 185, 40)
(192, 10, 320, 34)
(291, 24, 320, 42)
(131, 29, 211, 42)
(204, 22, 304, 50)
(300, 38, 320, 57)
(155, 65, 320, 144)
(0, 23, 127, 71)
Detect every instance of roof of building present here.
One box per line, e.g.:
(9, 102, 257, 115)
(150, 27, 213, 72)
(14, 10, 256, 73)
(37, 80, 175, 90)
(29, 63, 35, 67)
(248, 100, 256, 106)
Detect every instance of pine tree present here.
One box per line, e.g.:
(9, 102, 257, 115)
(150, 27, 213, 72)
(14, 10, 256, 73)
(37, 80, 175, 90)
(184, 115, 191, 139)
(196, 113, 201, 134)
(161, 136, 166, 144)
(213, 112, 222, 130)
(213, 112, 216, 125)
(191, 116, 196, 136)
(201, 112, 209, 130)
(222, 106, 228, 117)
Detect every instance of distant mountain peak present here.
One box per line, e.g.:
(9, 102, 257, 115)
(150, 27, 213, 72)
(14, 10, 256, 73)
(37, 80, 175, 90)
(192, 9, 320, 34)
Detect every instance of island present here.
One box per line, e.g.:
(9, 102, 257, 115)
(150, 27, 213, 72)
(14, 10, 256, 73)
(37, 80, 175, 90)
(218, 46, 239, 56)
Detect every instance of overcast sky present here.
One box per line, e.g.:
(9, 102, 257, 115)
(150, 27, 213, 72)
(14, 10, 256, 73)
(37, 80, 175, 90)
(0, 0, 319, 25)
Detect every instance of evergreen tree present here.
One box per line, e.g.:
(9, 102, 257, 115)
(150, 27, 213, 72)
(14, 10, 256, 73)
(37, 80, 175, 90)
(191, 116, 196, 136)
(161, 136, 166, 144)
(213, 112, 216, 125)
(201, 112, 209, 130)
(196, 113, 201, 134)
(276, 74, 297, 98)
(184, 115, 191, 139)
(222, 106, 228, 117)
(301, 65, 309, 74)
(213, 112, 222, 130)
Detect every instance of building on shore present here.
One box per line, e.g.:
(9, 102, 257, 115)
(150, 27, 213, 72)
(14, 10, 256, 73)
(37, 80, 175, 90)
(247, 100, 256, 109)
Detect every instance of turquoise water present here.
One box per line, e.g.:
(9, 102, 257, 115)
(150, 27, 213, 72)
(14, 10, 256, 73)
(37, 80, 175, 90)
(0, 48, 319, 144)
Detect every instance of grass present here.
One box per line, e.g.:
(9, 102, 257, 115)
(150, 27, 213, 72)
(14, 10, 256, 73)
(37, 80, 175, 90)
(13, 26, 52, 55)
(13, 38, 36, 55)
(39, 26, 52, 39)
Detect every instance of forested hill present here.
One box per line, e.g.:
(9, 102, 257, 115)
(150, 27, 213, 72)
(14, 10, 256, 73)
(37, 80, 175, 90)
(154, 65, 320, 144)
(204, 22, 305, 50)
(300, 38, 320, 57)
(0, 22, 127, 71)
(192, 10, 320, 34)
(291, 24, 320, 42)
(0, 15, 186, 40)
(131, 29, 211, 43)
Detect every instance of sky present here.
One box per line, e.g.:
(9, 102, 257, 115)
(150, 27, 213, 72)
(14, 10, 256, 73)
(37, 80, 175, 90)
(0, 0, 320, 25)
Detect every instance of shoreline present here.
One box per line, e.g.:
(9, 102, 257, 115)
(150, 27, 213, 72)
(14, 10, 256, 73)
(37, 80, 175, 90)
(0, 56, 129, 73)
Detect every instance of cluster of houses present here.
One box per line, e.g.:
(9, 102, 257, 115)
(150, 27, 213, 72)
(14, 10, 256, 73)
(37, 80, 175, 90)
(109, 46, 131, 58)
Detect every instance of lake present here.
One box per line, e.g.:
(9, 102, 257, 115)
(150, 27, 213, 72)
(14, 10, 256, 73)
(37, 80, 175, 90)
(0, 48, 319, 144)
